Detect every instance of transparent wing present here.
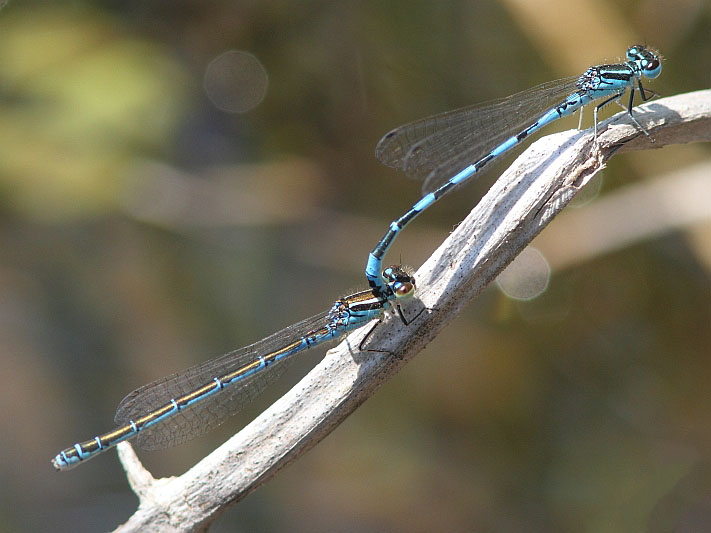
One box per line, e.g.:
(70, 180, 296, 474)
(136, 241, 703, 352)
(114, 310, 332, 451)
(376, 76, 582, 193)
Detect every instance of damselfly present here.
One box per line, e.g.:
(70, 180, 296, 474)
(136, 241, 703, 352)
(366, 45, 661, 298)
(52, 266, 415, 470)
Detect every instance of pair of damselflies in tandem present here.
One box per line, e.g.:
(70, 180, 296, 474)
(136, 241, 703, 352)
(53, 45, 661, 470)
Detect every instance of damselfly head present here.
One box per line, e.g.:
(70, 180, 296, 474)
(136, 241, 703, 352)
(383, 265, 416, 300)
(627, 45, 662, 79)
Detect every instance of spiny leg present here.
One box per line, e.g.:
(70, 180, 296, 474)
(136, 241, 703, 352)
(610, 83, 659, 141)
(358, 319, 384, 352)
(357, 303, 428, 357)
(593, 90, 625, 143)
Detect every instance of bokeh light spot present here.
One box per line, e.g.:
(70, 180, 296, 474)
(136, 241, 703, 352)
(496, 247, 551, 301)
(203, 50, 268, 114)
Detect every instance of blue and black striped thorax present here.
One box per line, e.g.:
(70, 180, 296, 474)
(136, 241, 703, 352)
(576, 44, 662, 94)
(329, 265, 416, 330)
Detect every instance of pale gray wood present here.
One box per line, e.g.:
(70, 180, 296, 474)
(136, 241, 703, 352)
(115, 89, 711, 533)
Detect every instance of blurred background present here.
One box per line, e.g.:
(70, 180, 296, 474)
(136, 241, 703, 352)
(1, 1, 710, 531)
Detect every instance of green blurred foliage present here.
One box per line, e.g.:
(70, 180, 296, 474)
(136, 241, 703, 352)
(0, 7, 189, 219)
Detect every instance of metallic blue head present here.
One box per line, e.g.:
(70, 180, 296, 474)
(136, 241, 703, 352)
(627, 45, 662, 79)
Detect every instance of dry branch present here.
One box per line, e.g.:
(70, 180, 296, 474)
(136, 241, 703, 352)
(115, 89, 711, 532)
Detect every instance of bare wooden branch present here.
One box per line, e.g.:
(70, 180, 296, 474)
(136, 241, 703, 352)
(115, 89, 711, 532)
